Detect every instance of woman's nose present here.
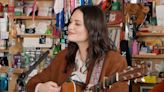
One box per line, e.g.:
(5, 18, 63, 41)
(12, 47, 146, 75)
(68, 23, 73, 30)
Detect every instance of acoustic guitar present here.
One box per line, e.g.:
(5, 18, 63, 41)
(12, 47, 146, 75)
(61, 64, 147, 92)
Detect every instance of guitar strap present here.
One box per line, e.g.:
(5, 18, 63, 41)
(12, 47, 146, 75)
(89, 57, 105, 85)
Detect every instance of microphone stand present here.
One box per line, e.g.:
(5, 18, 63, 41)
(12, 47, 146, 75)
(16, 50, 49, 92)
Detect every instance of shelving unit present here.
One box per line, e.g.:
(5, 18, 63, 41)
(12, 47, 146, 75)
(133, 29, 164, 67)
(13, 0, 56, 48)
(0, 0, 56, 91)
(128, 1, 164, 92)
(107, 0, 124, 50)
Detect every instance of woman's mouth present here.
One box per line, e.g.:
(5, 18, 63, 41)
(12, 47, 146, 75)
(68, 31, 74, 35)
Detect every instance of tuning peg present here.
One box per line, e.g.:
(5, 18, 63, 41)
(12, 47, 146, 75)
(123, 76, 127, 80)
(130, 74, 134, 78)
(127, 66, 131, 69)
(133, 77, 145, 83)
(137, 65, 141, 68)
(141, 77, 145, 82)
(137, 72, 141, 76)
(130, 67, 134, 71)
(123, 69, 127, 73)
(134, 79, 138, 83)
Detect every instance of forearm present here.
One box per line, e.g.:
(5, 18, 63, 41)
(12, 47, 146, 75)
(34, 83, 41, 92)
(26, 66, 53, 92)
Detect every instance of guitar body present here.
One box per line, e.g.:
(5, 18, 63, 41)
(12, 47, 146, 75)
(61, 81, 84, 92)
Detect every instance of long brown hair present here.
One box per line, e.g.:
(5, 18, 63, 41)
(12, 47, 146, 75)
(65, 5, 116, 72)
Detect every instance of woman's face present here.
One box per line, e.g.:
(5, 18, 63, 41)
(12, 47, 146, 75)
(68, 9, 88, 44)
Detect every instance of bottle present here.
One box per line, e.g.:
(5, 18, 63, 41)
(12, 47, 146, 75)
(17, 59, 21, 68)
(8, 0, 14, 13)
(0, 3, 3, 18)
(53, 44, 60, 55)
(60, 31, 66, 50)
(20, 23, 25, 34)
(53, 39, 61, 55)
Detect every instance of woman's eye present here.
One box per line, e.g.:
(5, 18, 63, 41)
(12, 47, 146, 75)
(75, 23, 81, 26)
(69, 21, 72, 24)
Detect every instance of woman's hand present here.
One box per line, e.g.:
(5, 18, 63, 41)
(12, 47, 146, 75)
(38, 81, 61, 92)
(84, 84, 93, 92)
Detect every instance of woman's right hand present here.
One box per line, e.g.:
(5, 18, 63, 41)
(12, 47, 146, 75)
(38, 81, 61, 92)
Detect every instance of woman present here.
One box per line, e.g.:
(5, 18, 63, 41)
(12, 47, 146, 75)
(26, 5, 128, 92)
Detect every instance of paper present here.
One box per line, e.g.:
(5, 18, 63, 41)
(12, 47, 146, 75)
(0, 53, 4, 57)
(0, 31, 9, 39)
(160, 0, 164, 5)
(0, 18, 7, 32)
(54, 0, 64, 14)
(156, 5, 164, 26)
(108, 28, 121, 49)
(23, 38, 53, 48)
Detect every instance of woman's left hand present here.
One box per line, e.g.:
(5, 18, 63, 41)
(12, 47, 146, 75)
(83, 84, 93, 92)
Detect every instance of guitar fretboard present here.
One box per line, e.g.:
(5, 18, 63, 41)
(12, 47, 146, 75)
(89, 74, 116, 91)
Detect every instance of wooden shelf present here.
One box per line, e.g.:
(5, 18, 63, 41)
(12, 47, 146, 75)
(13, 16, 55, 20)
(132, 54, 164, 59)
(0, 0, 8, 4)
(136, 32, 164, 37)
(17, 34, 55, 38)
(158, 46, 164, 49)
(107, 23, 122, 28)
(0, 66, 24, 74)
(17, 0, 52, 1)
(139, 26, 164, 31)
(0, 49, 9, 52)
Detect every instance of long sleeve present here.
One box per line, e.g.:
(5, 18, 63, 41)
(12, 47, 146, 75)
(26, 57, 55, 91)
(26, 49, 72, 92)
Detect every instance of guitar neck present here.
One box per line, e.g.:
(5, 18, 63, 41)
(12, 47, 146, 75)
(88, 65, 147, 91)
(89, 74, 117, 91)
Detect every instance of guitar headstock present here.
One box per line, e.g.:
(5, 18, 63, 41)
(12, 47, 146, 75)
(118, 64, 148, 81)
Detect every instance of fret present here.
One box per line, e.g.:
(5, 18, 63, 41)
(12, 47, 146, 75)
(89, 74, 117, 92)
(90, 82, 101, 92)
